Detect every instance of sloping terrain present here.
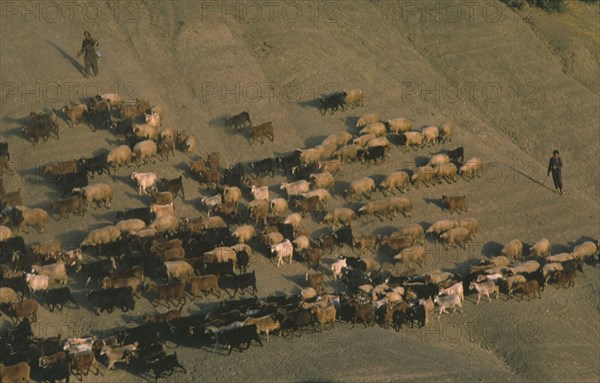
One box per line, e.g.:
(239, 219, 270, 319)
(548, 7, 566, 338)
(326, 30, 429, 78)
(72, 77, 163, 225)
(0, 1, 598, 382)
(514, 1, 600, 95)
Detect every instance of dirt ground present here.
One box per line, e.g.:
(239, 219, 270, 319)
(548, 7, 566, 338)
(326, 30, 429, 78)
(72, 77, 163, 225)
(0, 1, 598, 382)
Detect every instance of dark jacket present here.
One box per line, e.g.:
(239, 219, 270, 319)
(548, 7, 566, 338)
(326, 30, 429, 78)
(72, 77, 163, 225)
(78, 37, 98, 57)
(547, 156, 563, 173)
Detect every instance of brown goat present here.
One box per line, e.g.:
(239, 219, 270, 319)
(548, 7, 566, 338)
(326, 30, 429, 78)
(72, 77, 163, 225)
(0, 158, 13, 177)
(318, 234, 335, 254)
(69, 350, 100, 379)
(143, 307, 183, 324)
(102, 277, 143, 298)
(145, 281, 186, 308)
(0, 188, 22, 208)
(303, 248, 323, 270)
(157, 139, 175, 161)
(61, 104, 88, 129)
(39, 351, 67, 367)
(249, 200, 269, 226)
(158, 246, 186, 262)
(10, 298, 39, 323)
(249, 122, 274, 144)
(306, 272, 325, 293)
(380, 236, 415, 252)
(351, 301, 374, 328)
(0, 361, 30, 382)
(50, 195, 85, 220)
(161, 176, 185, 199)
(207, 152, 220, 170)
(43, 161, 77, 178)
(200, 169, 220, 188)
(352, 234, 380, 254)
(554, 269, 576, 288)
(151, 238, 182, 253)
(189, 158, 206, 178)
(187, 275, 221, 299)
(442, 195, 468, 214)
(214, 202, 239, 222)
(150, 189, 174, 205)
(516, 280, 541, 301)
(22, 123, 57, 144)
(293, 195, 323, 214)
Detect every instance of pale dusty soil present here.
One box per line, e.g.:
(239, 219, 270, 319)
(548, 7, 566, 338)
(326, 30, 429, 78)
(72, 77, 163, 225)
(0, 1, 598, 382)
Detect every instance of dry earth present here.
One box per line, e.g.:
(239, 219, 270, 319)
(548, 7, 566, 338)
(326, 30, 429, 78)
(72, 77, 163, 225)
(0, 1, 599, 382)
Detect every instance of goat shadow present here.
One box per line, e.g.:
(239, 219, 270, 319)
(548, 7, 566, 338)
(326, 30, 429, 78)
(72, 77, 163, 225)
(283, 274, 306, 288)
(309, 227, 333, 241)
(1, 113, 29, 126)
(46, 39, 84, 75)
(372, 225, 397, 237)
(297, 98, 321, 112)
(428, 148, 448, 156)
(123, 191, 149, 205)
(88, 148, 110, 158)
(550, 243, 571, 254)
(54, 229, 88, 245)
(112, 173, 133, 185)
(81, 210, 114, 222)
(332, 180, 350, 197)
(2, 108, 63, 132)
(26, 199, 57, 212)
(342, 116, 359, 130)
(416, 220, 430, 230)
(176, 161, 199, 182)
(368, 173, 387, 185)
(105, 167, 133, 180)
(79, 221, 111, 234)
(567, 235, 597, 248)
(84, 209, 117, 225)
(190, 295, 218, 309)
(399, 166, 416, 177)
(103, 137, 123, 147)
(273, 149, 298, 158)
(481, 241, 503, 259)
(209, 115, 229, 128)
(18, 167, 47, 185)
(282, 280, 306, 297)
(342, 201, 363, 214)
(305, 210, 326, 224)
(307, 211, 328, 227)
(182, 195, 203, 210)
(0, 126, 27, 139)
(386, 133, 404, 146)
(304, 135, 328, 148)
(422, 197, 446, 211)
(132, 161, 163, 174)
(120, 313, 143, 325)
(414, 155, 430, 167)
(453, 258, 487, 277)
(377, 244, 396, 259)
(210, 116, 239, 138)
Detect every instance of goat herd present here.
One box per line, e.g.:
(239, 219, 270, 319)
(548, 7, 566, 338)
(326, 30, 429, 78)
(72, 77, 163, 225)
(0, 88, 598, 383)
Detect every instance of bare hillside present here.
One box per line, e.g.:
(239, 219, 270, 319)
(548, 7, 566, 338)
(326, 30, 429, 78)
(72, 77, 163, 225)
(0, 1, 598, 382)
